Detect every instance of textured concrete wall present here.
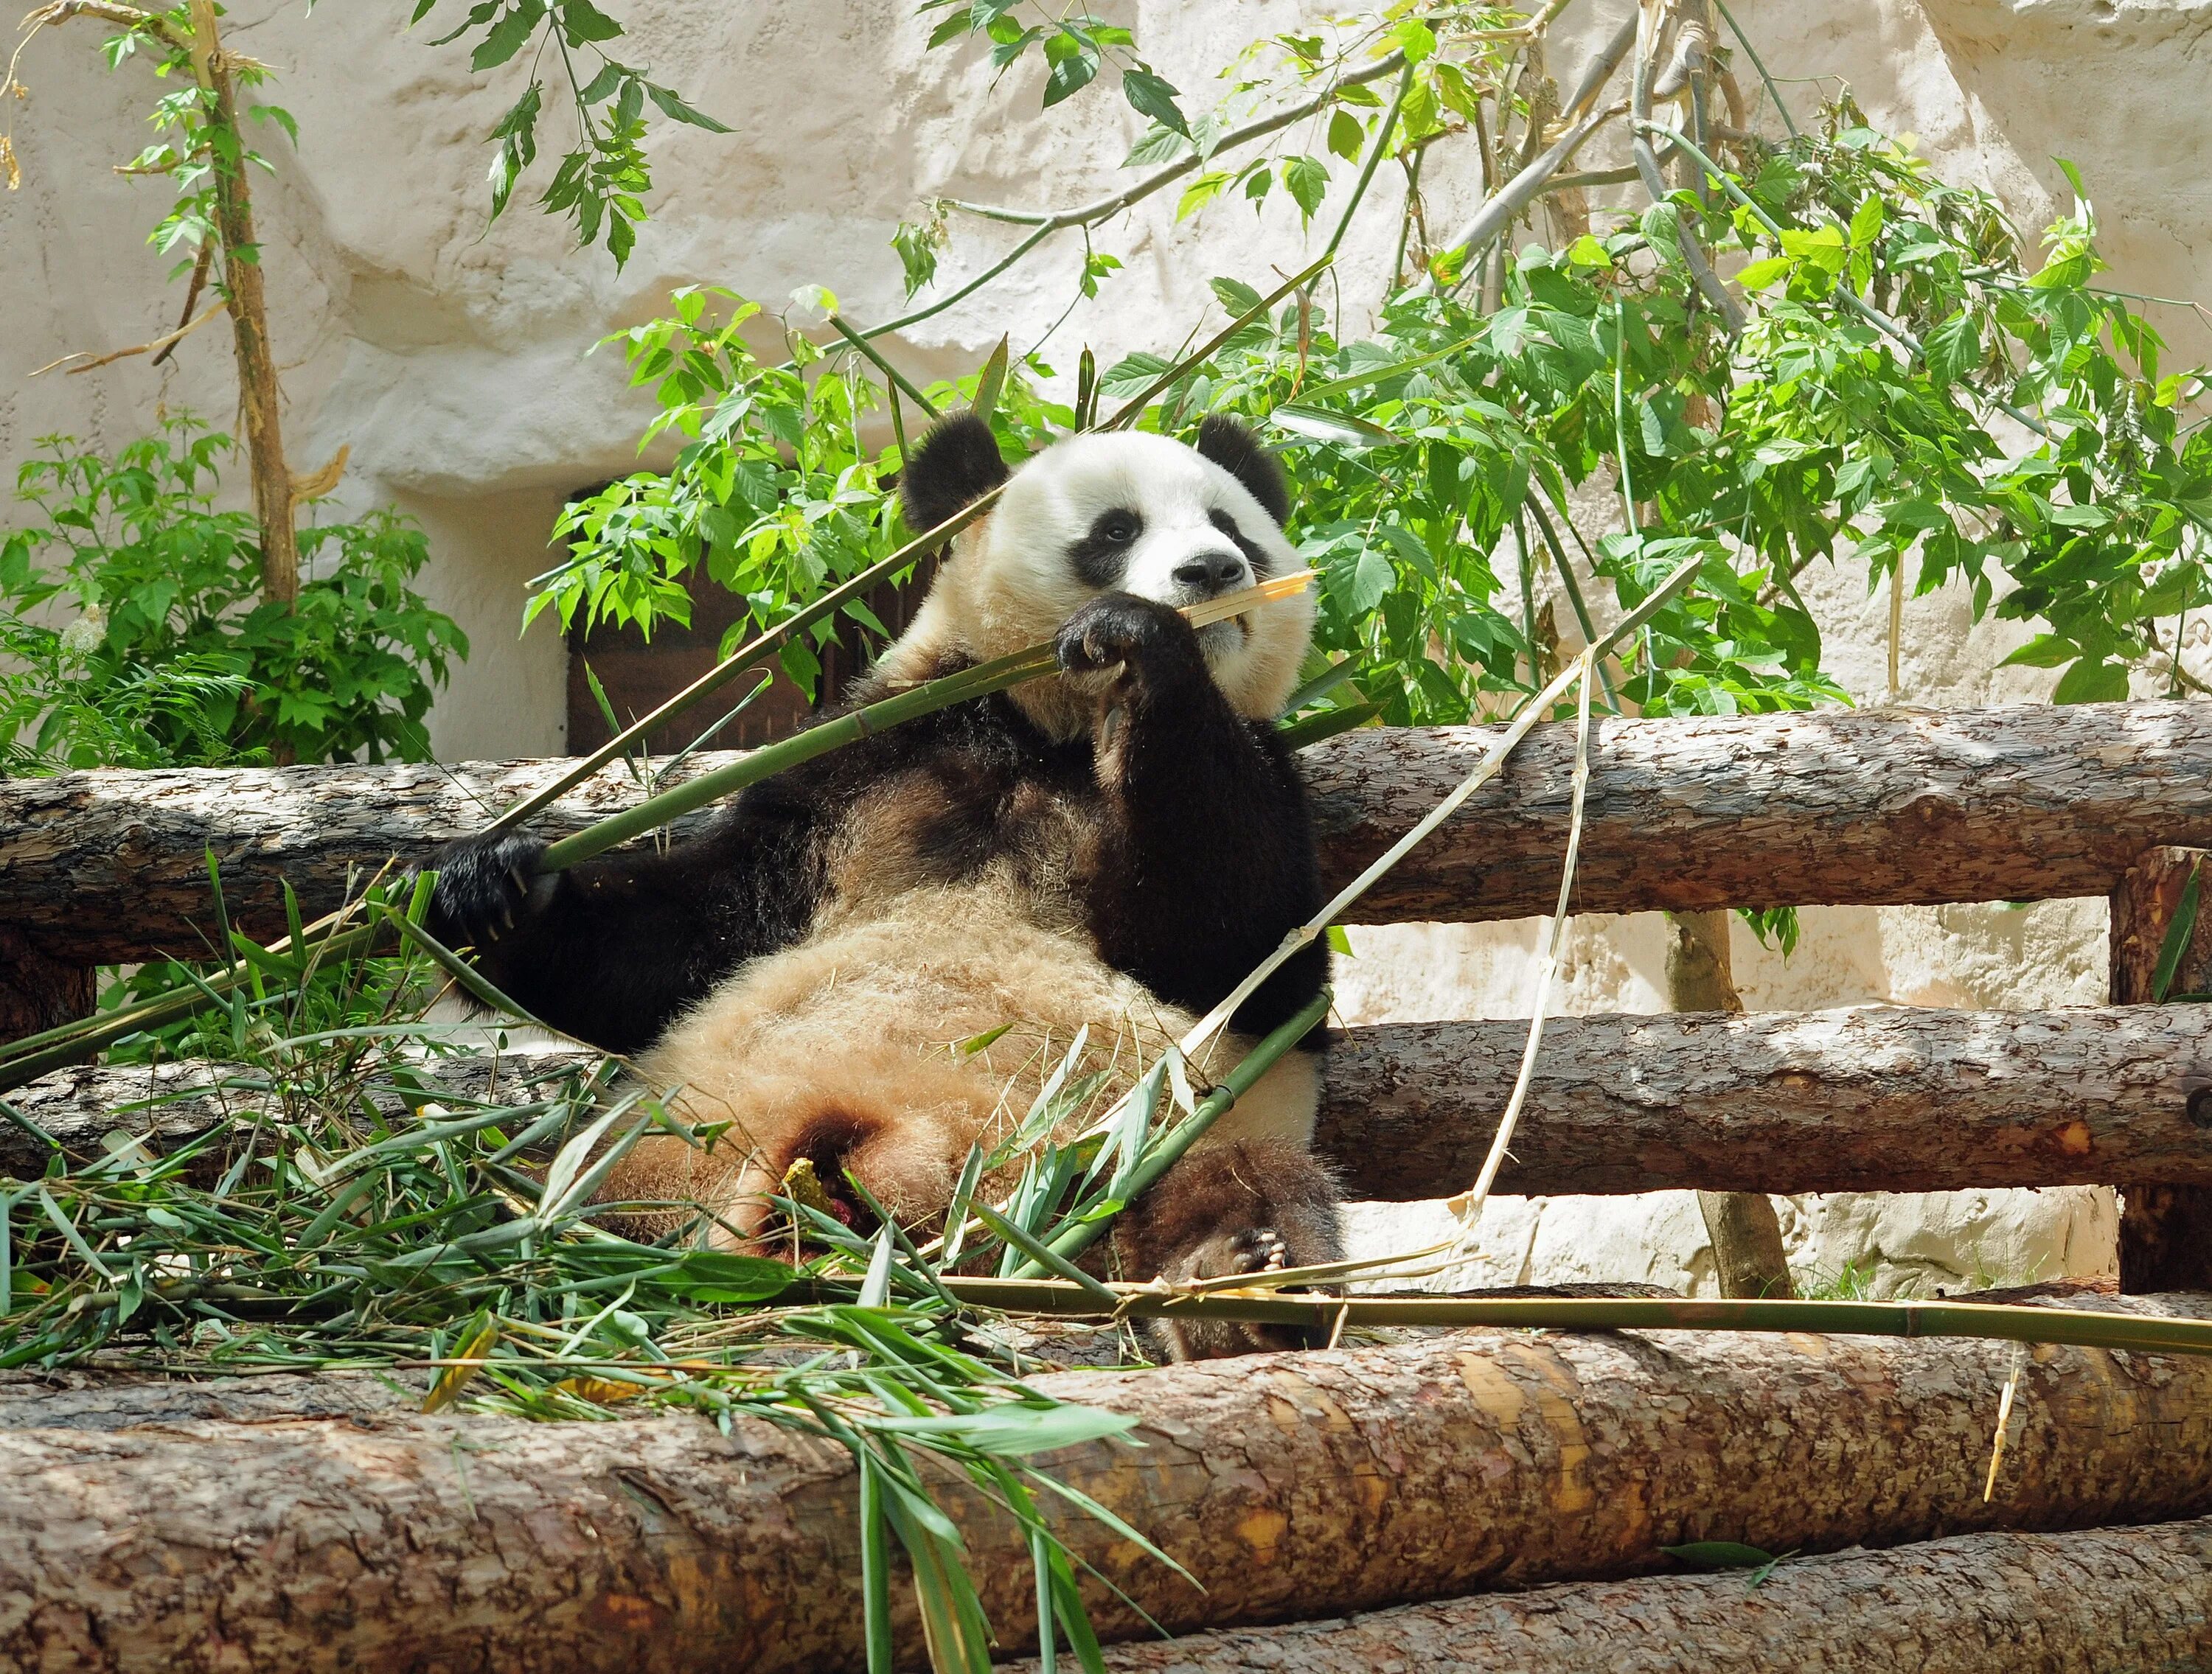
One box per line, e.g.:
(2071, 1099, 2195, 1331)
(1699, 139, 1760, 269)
(6, 0, 2207, 1290)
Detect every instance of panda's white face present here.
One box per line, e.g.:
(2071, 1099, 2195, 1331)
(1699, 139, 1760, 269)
(889, 430, 1313, 733)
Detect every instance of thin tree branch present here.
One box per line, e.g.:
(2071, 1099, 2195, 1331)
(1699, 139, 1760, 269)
(29, 300, 226, 377)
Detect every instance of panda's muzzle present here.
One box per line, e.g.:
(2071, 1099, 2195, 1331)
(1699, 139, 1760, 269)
(1172, 548, 1251, 600)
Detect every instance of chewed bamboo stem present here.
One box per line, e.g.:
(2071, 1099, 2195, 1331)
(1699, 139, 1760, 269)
(536, 572, 1316, 873)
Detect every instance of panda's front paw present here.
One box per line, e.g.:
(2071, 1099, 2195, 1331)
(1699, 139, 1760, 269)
(1054, 592, 1205, 694)
(420, 831, 557, 951)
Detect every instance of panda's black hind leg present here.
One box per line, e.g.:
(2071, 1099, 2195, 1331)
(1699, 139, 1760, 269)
(1112, 1140, 1343, 1362)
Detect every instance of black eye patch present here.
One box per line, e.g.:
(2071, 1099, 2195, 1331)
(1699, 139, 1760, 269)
(1208, 508, 1273, 579)
(1069, 507, 1143, 587)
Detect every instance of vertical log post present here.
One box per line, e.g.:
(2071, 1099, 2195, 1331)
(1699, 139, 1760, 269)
(0, 927, 95, 1044)
(1667, 909, 1797, 1298)
(2110, 846, 2212, 1289)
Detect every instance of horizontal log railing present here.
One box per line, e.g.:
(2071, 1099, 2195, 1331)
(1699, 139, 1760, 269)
(6, 1300, 2211, 1673)
(7, 699, 2212, 964)
(15, 1002, 2212, 1198)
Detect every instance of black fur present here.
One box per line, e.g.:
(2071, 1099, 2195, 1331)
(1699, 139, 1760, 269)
(1206, 508, 1273, 580)
(1068, 507, 1141, 589)
(1195, 414, 1291, 528)
(426, 603, 1324, 1053)
(901, 413, 1012, 539)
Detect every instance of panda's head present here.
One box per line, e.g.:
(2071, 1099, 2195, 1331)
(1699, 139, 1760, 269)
(883, 414, 1312, 738)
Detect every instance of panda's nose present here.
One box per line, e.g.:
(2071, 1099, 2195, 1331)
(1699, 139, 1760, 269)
(1173, 551, 1248, 597)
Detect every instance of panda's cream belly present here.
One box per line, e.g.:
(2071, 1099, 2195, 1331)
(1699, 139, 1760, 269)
(608, 880, 1317, 1241)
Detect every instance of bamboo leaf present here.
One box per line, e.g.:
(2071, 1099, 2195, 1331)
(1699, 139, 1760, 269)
(2154, 862, 2203, 1002)
(421, 1310, 499, 1412)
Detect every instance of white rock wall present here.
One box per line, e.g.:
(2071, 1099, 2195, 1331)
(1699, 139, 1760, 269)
(7, 0, 2207, 1291)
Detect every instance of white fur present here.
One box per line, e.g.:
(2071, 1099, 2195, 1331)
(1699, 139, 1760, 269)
(877, 431, 1314, 736)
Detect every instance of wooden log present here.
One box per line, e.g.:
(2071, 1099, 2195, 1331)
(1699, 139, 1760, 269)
(2110, 846, 2212, 1291)
(15, 1004, 2212, 1196)
(8, 701, 2212, 964)
(1319, 1003, 2212, 1198)
(998, 1514, 2212, 1673)
(7, 1299, 2212, 1672)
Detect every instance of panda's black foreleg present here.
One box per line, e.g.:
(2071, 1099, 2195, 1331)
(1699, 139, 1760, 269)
(1056, 593, 1328, 1036)
(420, 813, 810, 1055)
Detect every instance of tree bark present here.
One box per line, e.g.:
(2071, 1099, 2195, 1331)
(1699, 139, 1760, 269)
(17, 1004, 2212, 1196)
(998, 1514, 2212, 1673)
(2111, 846, 2212, 1290)
(184, 0, 297, 610)
(1667, 909, 1797, 1300)
(7, 1299, 2212, 1672)
(1315, 1003, 2212, 1199)
(0, 926, 94, 1045)
(8, 701, 2212, 964)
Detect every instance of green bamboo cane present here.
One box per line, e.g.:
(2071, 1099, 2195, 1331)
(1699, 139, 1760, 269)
(538, 644, 1056, 872)
(482, 488, 1004, 840)
(883, 1279, 2212, 1359)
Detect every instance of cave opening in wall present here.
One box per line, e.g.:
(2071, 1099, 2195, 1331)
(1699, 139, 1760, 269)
(557, 481, 939, 757)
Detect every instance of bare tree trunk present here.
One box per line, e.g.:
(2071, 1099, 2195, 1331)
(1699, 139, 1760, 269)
(10, 702, 2212, 964)
(22, 1002, 2212, 1194)
(999, 1514, 2212, 1674)
(2110, 845, 2212, 1290)
(1667, 910, 1795, 1299)
(184, 0, 296, 612)
(7, 1300, 2212, 1672)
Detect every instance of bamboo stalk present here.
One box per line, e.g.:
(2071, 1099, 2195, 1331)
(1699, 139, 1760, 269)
(894, 1280, 2212, 1358)
(483, 489, 1004, 838)
(536, 573, 1314, 874)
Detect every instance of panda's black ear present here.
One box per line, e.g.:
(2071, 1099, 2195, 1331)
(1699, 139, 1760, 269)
(902, 414, 1011, 539)
(1196, 414, 1290, 528)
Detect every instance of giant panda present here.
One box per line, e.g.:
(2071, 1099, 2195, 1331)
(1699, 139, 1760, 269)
(425, 412, 1340, 1359)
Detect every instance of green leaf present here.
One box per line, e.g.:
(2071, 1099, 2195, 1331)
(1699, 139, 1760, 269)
(1208, 276, 1265, 317)
(556, 0, 622, 44)
(1997, 632, 2076, 669)
(970, 334, 1009, 419)
(1270, 403, 1402, 449)
(1121, 64, 1187, 135)
(1848, 193, 1885, 250)
(1663, 1541, 1777, 1571)
(1281, 154, 1327, 223)
(1348, 545, 1393, 613)
(1733, 255, 1793, 291)
(1176, 170, 1228, 220)
(1923, 310, 1980, 387)
(1326, 108, 1364, 162)
(471, 0, 546, 71)
(2154, 863, 2204, 1002)
(644, 83, 731, 133)
(2052, 656, 2129, 704)
(1041, 28, 1099, 108)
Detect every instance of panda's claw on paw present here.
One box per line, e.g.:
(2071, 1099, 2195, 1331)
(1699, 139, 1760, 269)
(1228, 1227, 1291, 1277)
